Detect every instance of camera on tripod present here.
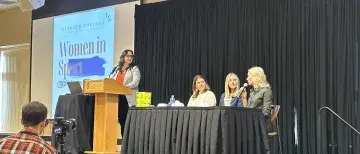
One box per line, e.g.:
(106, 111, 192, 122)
(53, 117, 76, 145)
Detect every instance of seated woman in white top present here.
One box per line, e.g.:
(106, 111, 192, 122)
(187, 75, 216, 107)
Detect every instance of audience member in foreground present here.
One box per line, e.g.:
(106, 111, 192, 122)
(0, 101, 57, 154)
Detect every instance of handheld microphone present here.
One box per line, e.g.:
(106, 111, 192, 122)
(237, 83, 248, 97)
(239, 83, 248, 92)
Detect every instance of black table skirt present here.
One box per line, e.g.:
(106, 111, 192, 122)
(121, 107, 269, 154)
(51, 94, 95, 153)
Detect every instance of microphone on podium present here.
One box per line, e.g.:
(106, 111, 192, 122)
(108, 65, 118, 77)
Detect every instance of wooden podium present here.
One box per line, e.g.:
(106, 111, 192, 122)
(82, 78, 132, 154)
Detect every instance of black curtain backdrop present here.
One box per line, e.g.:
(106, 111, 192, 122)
(134, 0, 360, 154)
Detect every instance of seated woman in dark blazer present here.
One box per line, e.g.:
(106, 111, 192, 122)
(219, 73, 246, 107)
(244, 66, 273, 116)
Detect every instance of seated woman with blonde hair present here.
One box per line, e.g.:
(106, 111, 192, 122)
(187, 75, 216, 107)
(219, 73, 246, 107)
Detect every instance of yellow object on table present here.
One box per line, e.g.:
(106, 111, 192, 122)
(136, 92, 152, 107)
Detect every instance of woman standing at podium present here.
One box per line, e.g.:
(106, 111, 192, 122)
(111, 49, 141, 136)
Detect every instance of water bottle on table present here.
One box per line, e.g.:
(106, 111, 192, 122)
(168, 95, 175, 106)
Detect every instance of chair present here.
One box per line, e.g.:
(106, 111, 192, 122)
(268, 105, 280, 135)
(268, 105, 282, 154)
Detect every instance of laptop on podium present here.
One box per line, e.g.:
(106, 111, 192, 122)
(67, 81, 82, 95)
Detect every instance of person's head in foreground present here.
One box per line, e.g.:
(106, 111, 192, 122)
(0, 101, 57, 154)
(21, 101, 49, 134)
